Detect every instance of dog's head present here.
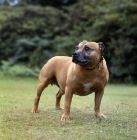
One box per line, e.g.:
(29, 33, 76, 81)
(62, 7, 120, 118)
(72, 40, 105, 67)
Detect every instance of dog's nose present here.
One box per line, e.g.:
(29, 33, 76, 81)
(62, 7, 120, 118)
(72, 52, 78, 56)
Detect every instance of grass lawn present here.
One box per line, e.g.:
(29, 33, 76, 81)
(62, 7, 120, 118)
(0, 76, 137, 140)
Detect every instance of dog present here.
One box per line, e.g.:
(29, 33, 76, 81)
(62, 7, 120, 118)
(32, 40, 109, 120)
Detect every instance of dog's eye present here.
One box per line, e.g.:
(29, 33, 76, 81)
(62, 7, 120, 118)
(84, 46, 90, 51)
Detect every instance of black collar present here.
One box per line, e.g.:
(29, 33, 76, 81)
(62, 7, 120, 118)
(85, 56, 104, 71)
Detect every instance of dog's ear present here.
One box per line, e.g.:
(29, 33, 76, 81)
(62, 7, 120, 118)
(98, 42, 106, 52)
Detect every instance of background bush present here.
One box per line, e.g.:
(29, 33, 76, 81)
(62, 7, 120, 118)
(0, 0, 137, 83)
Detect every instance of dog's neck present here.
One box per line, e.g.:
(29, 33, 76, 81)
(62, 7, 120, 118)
(85, 56, 104, 71)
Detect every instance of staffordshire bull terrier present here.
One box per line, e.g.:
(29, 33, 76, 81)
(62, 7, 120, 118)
(32, 40, 109, 120)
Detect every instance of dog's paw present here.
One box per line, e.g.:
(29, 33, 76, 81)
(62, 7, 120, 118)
(56, 107, 63, 110)
(32, 108, 39, 113)
(95, 112, 107, 119)
(61, 114, 70, 121)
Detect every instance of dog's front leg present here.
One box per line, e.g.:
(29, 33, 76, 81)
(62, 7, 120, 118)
(94, 89, 106, 118)
(61, 87, 73, 121)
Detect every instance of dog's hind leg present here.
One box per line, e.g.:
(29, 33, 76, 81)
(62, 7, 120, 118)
(32, 77, 50, 113)
(56, 90, 64, 110)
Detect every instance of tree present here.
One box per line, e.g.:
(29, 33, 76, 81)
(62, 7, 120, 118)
(0, 0, 137, 83)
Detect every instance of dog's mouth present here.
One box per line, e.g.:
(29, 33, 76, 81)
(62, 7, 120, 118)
(72, 55, 90, 66)
(73, 59, 89, 66)
(72, 51, 91, 66)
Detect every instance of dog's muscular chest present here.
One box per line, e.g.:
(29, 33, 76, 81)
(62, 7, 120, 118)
(73, 82, 96, 96)
(83, 83, 93, 92)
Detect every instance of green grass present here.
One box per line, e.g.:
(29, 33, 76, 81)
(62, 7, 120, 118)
(0, 76, 137, 140)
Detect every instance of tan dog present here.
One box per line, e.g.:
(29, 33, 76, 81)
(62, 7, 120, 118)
(32, 40, 109, 120)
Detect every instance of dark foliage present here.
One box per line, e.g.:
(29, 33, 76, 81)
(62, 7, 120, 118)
(0, 0, 137, 83)
(26, 0, 78, 6)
